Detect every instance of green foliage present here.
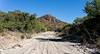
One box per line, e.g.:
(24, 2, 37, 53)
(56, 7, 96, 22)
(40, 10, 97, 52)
(96, 0, 100, 18)
(61, 24, 72, 31)
(73, 16, 90, 25)
(0, 10, 47, 33)
(74, 17, 85, 24)
(84, 0, 100, 18)
(34, 21, 47, 32)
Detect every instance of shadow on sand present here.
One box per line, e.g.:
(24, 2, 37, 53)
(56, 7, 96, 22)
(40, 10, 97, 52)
(35, 38, 64, 42)
(35, 37, 80, 43)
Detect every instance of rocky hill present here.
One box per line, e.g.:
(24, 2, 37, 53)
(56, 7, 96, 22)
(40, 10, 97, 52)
(37, 15, 67, 31)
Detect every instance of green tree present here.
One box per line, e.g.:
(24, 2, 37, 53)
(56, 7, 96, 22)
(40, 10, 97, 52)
(96, 0, 100, 14)
(73, 17, 88, 24)
(84, 0, 100, 18)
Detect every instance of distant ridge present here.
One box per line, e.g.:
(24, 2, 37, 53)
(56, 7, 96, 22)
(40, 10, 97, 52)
(37, 14, 67, 31)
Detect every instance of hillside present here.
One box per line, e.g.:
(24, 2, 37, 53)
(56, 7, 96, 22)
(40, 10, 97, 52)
(38, 15, 67, 31)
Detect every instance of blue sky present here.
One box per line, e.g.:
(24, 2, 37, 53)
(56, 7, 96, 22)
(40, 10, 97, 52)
(0, 0, 87, 23)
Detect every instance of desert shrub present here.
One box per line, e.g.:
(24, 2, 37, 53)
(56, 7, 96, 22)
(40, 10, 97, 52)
(0, 10, 40, 33)
(61, 24, 72, 32)
(34, 21, 47, 32)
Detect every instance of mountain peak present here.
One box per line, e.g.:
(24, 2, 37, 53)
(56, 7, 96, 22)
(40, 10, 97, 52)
(40, 14, 56, 20)
(43, 14, 53, 17)
(37, 15, 67, 31)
